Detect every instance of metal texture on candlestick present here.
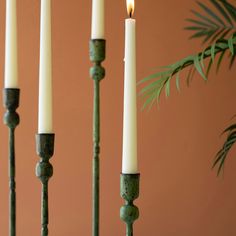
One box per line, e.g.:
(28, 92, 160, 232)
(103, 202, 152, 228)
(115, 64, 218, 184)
(3, 88, 20, 236)
(120, 173, 140, 236)
(36, 134, 55, 236)
(89, 39, 106, 236)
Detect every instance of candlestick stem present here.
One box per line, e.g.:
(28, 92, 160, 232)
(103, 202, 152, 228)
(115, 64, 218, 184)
(93, 79, 100, 236)
(120, 174, 140, 236)
(90, 39, 106, 236)
(36, 134, 54, 236)
(3, 88, 20, 236)
(127, 224, 133, 236)
(9, 128, 16, 236)
(41, 181, 49, 235)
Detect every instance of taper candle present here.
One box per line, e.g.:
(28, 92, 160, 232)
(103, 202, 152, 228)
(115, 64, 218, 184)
(122, 0, 138, 174)
(38, 0, 53, 134)
(5, 0, 18, 88)
(91, 0, 105, 39)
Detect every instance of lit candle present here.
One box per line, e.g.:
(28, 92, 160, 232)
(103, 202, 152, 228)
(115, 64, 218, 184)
(38, 0, 53, 134)
(122, 0, 138, 174)
(5, 0, 18, 88)
(91, 0, 105, 39)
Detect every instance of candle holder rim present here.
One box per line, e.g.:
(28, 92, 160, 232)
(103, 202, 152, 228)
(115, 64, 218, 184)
(3, 88, 20, 91)
(120, 173, 140, 176)
(36, 133, 55, 136)
(90, 38, 106, 42)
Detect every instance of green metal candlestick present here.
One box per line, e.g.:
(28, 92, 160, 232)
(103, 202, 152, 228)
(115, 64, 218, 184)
(3, 88, 20, 236)
(89, 39, 106, 236)
(36, 134, 55, 236)
(120, 173, 140, 236)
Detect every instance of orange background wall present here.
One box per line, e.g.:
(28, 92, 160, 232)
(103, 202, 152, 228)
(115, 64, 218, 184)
(0, 0, 236, 235)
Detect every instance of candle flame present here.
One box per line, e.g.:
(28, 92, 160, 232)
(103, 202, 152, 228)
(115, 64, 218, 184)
(126, 0, 135, 18)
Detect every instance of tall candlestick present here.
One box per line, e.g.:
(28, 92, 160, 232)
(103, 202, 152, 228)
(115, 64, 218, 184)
(122, 0, 138, 174)
(5, 0, 18, 88)
(91, 0, 105, 39)
(38, 0, 53, 134)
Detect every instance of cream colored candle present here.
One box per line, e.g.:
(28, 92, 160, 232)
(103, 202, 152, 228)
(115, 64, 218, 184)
(91, 0, 105, 39)
(38, 0, 53, 134)
(5, 0, 18, 88)
(122, 0, 138, 174)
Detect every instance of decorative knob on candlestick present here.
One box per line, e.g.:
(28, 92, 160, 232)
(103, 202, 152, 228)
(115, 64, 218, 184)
(3, 88, 20, 128)
(120, 173, 140, 236)
(3, 88, 20, 236)
(90, 39, 106, 80)
(36, 133, 55, 236)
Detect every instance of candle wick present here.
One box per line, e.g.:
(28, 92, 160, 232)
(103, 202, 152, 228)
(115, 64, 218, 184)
(129, 10, 132, 18)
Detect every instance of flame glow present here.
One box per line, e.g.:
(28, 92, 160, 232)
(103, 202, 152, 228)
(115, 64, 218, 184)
(126, 0, 135, 17)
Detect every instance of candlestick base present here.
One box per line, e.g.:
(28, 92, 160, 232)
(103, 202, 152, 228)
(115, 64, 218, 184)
(36, 133, 55, 236)
(120, 173, 140, 236)
(3, 88, 20, 236)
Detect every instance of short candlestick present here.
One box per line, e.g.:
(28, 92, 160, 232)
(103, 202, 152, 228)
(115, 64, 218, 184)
(120, 173, 140, 236)
(36, 134, 55, 236)
(3, 88, 20, 236)
(89, 39, 106, 236)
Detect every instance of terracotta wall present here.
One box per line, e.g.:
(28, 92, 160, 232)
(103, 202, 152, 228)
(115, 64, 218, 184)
(0, 0, 236, 235)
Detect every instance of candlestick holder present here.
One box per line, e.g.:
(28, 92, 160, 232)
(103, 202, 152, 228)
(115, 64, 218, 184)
(3, 88, 20, 236)
(89, 39, 106, 236)
(120, 173, 140, 236)
(36, 134, 55, 236)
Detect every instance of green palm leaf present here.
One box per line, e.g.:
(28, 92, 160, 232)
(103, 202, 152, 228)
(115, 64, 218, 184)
(216, 49, 226, 72)
(140, 36, 236, 109)
(141, 1, 236, 175)
(220, 0, 236, 21)
(229, 52, 236, 68)
(186, 0, 236, 43)
(211, 0, 233, 26)
(197, 1, 226, 26)
(213, 122, 236, 176)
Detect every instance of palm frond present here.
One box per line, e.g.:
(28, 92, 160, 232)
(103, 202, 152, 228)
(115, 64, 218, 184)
(220, 0, 236, 21)
(185, 0, 236, 43)
(213, 122, 236, 176)
(140, 35, 236, 109)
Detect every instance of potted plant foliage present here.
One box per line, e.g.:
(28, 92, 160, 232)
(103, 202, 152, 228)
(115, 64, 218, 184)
(140, 0, 236, 175)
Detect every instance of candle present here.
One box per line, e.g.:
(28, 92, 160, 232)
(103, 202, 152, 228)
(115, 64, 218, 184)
(91, 0, 105, 39)
(5, 0, 18, 88)
(122, 0, 138, 174)
(38, 0, 53, 134)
